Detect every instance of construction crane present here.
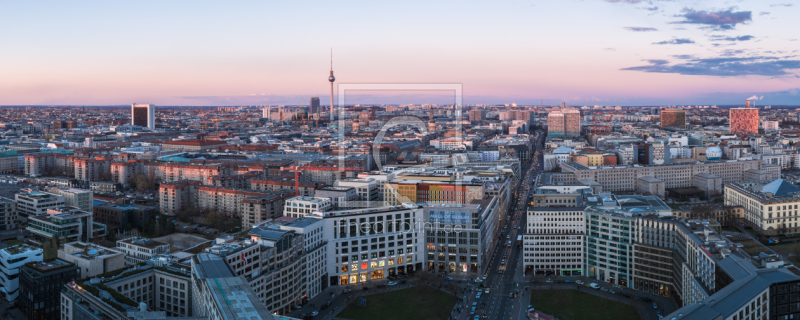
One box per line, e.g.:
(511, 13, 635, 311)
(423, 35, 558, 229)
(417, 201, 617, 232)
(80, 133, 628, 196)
(281, 166, 302, 196)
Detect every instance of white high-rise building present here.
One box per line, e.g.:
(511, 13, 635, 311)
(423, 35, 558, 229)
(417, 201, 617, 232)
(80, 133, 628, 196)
(131, 103, 155, 130)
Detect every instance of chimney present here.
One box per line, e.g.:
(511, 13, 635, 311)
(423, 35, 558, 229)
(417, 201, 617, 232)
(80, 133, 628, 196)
(746, 100, 750, 108)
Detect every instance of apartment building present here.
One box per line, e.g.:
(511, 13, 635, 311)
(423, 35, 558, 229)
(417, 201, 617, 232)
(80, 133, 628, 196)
(561, 159, 773, 192)
(0, 197, 17, 231)
(250, 178, 323, 197)
(424, 198, 500, 275)
(161, 139, 227, 151)
(74, 158, 110, 181)
(0, 244, 44, 303)
(15, 190, 64, 221)
(725, 179, 800, 235)
(523, 206, 586, 276)
(323, 204, 424, 286)
(116, 237, 171, 266)
(241, 192, 293, 228)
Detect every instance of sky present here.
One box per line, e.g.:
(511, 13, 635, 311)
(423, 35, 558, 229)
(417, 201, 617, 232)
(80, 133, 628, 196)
(1, 0, 799, 106)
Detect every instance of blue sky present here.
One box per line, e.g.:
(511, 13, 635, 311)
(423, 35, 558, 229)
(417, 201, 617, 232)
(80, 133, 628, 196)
(0, 0, 798, 106)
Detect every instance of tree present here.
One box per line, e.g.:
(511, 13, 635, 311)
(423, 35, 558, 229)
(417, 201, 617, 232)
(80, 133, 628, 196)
(206, 211, 223, 227)
(134, 174, 150, 192)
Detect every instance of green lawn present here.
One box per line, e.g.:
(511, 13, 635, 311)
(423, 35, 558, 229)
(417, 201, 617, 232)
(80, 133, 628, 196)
(2, 239, 23, 246)
(530, 290, 639, 320)
(337, 286, 457, 320)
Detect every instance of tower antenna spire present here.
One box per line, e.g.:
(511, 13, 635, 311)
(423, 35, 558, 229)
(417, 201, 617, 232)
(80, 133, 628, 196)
(330, 48, 333, 70)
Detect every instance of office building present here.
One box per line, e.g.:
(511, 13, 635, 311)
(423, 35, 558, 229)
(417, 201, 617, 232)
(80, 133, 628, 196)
(560, 159, 776, 192)
(724, 179, 800, 236)
(131, 103, 155, 130)
(116, 237, 171, 266)
(730, 107, 759, 137)
(58, 242, 126, 277)
(19, 259, 80, 320)
(323, 204, 424, 285)
(523, 206, 586, 276)
(46, 187, 93, 212)
(0, 197, 18, 231)
(60, 262, 194, 319)
(547, 110, 565, 137)
(660, 109, 686, 129)
(14, 190, 65, 221)
(665, 253, 800, 320)
(424, 198, 500, 275)
(336, 178, 381, 208)
(468, 109, 486, 122)
(563, 108, 581, 137)
(27, 206, 104, 245)
(310, 97, 320, 115)
(314, 186, 357, 209)
(201, 227, 307, 315)
(0, 244, 44, 303)
(190, 253, 277, 319)
(284, 196, 333, 218)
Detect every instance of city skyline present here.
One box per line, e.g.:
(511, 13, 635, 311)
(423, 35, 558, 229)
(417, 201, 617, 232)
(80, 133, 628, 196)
(1, 0, 799, 106)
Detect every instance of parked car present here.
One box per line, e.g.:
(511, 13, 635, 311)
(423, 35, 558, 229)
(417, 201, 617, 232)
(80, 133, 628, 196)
(388, 281, 397, 286)
(653, 302, 658, 309)
(310, 311, 318, 316)
(485, 288, 490, 293)
(590, 283, 600, 289)
(565, 279, 574, 283)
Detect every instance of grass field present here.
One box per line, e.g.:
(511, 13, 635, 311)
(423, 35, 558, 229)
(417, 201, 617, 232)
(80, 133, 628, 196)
(530, 289, 639, 320)
(336, 286, 456, 320)
(2, 239, 23, 246)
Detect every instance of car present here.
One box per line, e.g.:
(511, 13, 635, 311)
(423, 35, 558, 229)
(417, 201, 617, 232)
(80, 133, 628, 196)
(444, 277, 453, 281)
(636, 297, 644, 301)
(474, 316, 480, 320)
(294, 305, 302, 310)
(320, 304, 328, 310)
(509, 293, 514, 298)
(343, 289, 351, 293)
(575, 280, 583, 285)
(643, 297, 652, 302)
(475, 278, 483, 283)
(653, 302, 658, 309)
(480, 303, 486, 308)
(601, 287, 609, 292)
(472, 302, 478, 307)
(310, 311, 318, 316)
(500, 259, 505, 265)
(565, 279, 574, 283)
(482, 275, 488, 280)
(388, 281, 397, 286)
(470, 308, 476, 315)
(589, 283, 600, 289)
(499, 270, 504, 274)
(657, 311, 662, 317)
(485, 288, 490, 293)
(545, 278, 553, 283)
(609, 289, 615, 294)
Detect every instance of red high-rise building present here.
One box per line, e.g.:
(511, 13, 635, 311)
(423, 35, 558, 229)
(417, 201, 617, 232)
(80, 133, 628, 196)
(730, 107, 759, 137)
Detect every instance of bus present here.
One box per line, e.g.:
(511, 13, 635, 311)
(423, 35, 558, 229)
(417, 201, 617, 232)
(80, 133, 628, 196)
(516, 235, 522, 247)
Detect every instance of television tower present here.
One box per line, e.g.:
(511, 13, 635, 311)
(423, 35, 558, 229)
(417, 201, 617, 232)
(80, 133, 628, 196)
(329, 49, 336, 122)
